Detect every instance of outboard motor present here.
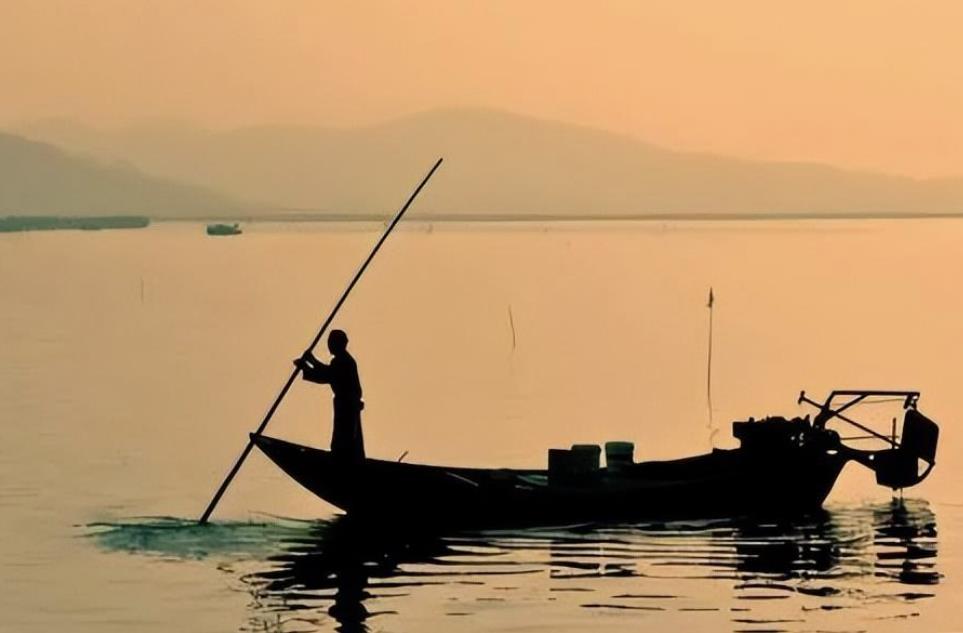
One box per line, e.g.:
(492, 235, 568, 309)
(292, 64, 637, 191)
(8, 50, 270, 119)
(871, 408, 939, 489)
(798, 390, 940, 491)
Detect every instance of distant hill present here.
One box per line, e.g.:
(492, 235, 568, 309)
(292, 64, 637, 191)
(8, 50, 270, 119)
(13, 109, 963, 218)
(0, 132, 244, 217)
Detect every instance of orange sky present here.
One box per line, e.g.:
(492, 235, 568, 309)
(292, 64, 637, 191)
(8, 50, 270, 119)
(2, 1, 961, 177)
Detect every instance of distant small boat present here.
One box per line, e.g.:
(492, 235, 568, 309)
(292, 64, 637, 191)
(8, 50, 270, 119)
(206, 223, 242, 236)
(253, 389, 939, 527)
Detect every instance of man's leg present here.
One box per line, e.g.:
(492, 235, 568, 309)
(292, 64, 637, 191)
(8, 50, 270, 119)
(331, 410, 347, 456)
(352, 409, 366, 461)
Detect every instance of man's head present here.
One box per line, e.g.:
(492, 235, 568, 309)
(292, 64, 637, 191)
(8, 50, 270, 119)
(327, 329, 349, 354)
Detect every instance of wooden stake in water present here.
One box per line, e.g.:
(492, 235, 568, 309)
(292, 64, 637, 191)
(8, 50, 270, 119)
(198, 158, 444, 524)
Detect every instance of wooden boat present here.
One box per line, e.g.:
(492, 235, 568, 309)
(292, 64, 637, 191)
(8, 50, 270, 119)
(253, 390, 939, 526)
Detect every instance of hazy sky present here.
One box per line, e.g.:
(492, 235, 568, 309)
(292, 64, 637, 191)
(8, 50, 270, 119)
(2, 1, 962, 177)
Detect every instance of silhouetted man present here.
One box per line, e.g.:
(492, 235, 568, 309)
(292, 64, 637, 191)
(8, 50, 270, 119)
(295, 329, 365, 462)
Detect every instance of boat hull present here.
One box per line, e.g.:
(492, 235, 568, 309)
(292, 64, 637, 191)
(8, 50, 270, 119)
(252, 434, 847, 526)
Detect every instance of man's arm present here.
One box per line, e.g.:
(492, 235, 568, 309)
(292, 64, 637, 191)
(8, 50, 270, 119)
(294, 352, 331, 384)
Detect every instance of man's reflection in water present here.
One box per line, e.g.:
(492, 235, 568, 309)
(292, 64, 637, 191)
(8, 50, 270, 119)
(326, 558, 369, 633)
(246, 516, 454, 633)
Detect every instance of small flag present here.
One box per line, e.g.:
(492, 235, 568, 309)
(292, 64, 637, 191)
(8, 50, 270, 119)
(707, 287, 714, 309)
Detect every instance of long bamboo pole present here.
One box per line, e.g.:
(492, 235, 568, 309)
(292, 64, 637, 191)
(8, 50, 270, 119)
(198, 158, 444, 523)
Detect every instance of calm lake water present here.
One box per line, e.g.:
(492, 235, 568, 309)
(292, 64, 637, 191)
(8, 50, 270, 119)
(1, 219, 961, 632)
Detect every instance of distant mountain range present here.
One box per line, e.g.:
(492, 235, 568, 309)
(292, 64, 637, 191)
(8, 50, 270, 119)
(8, 108, 963, 219)
(0, 132, 243, 217)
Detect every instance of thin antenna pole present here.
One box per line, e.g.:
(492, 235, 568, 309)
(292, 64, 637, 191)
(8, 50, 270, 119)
(198, 158, 443, 524)
(706, 287, 715, 431)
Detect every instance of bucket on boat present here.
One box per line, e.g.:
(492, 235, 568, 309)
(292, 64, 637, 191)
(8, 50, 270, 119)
(548, 445, 600, 485)
(570, 444, 601, 471)
(605, 441, 634, 473)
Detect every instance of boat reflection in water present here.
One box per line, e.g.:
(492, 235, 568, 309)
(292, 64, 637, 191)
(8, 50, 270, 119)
(233, 499, 938, 632)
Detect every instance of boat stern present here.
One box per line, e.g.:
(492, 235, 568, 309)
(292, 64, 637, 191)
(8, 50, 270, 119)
(796, 390, 940, 492)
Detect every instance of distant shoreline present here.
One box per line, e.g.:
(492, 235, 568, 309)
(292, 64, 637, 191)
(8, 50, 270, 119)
(5, 212, 963, 232)
(151, 211, 963, 223)
(0, 215, 150, 232)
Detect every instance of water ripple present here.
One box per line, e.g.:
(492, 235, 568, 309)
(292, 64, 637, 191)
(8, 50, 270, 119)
(87, 499, 940, 632)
